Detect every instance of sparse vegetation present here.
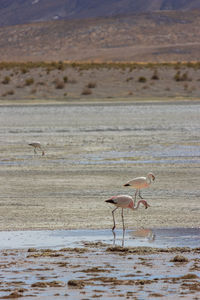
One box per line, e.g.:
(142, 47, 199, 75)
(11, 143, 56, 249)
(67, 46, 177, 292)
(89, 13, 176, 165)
(81, 87, 92, 95)
(174, 71, 191, 82)
(0, 61, 199, 72)
(138, 76, 147, 83)
(2, 89, 14, 96)
(21, 67, 28, 74)
(25, 78, 34, 86)
(0, 61, 199, 100)
(151, 70, 159, 80)
(63, 76, 68, 83)
(55, 79, 65, 89)
(2, 76, 11, 84)
(87, 82, 96, 88)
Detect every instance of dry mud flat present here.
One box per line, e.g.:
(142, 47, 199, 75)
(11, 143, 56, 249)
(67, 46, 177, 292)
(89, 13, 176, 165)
(0, 244, 200, 299)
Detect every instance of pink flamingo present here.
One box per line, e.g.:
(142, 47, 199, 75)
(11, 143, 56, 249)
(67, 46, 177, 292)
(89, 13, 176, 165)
(105, 195, 150, 231)
(124, 172, 155, 201)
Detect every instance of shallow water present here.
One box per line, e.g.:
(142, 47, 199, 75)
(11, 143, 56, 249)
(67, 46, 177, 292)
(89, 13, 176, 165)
(1, 228, 200, 249)
(0, 101, 200, 167)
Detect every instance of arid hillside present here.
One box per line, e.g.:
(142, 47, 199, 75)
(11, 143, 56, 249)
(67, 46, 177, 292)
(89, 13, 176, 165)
(0, 0, 200, 27)
(0, 11, 200, 62)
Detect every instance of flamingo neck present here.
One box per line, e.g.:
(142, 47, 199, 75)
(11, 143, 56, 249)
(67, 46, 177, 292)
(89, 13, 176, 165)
(147, 175, 152, 184)
(134, 200, 143, 210)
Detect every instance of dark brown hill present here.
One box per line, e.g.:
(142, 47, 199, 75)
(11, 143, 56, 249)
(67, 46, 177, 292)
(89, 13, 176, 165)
(0, 0, 200, 27)
(0, 10, 200, 62)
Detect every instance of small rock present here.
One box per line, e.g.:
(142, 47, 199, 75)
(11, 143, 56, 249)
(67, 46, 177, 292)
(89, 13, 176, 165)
(68, 280, 85, 288)
(170, 255, 189, 263)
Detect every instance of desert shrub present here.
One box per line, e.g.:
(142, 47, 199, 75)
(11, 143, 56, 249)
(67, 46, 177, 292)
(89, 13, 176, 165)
(63, 76, 68, 83)
(55, 79, 65, 89)
(181, 72, 191, 81)
(174, 71, 181, 81)
(21, 67, 28, 74)
(174, 71, 191, 82)
(151, 70, 159, 80)
(138, 76, 147, 83)
(2, 89, 14, 96)
(87, 82, 96, 88)
(7, 89, 14, 95)
(25, 78, 34, 86)
(81, 88, 92, 95)
(2, 76, 10, 84)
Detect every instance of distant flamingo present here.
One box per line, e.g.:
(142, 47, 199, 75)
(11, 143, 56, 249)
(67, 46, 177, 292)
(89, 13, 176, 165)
(105, 195, 150, 231)
(28, 142, 45, 156)
(124, 172, 155, 201)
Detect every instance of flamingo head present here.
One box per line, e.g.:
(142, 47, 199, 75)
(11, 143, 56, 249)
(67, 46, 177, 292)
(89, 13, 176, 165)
(140, 199, 150, 209)
(148, 172, 155, 181)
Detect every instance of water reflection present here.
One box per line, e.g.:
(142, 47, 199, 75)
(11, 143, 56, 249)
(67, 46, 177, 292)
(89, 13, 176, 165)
(112, 228, 155, 247)
(112, 229, 126, 247)
(131, 228, 156, 241)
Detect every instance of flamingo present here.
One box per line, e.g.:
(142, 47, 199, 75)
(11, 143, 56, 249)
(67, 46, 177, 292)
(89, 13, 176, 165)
(28, 142, 45, 156)
(124, 172, 155, 201)
(105, 195, 150, 231)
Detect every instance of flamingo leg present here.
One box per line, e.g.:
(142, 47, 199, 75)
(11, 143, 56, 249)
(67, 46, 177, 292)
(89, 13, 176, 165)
(121, 208, 125, 231)
(112, 207, 118, 231)
(134, 190, 138, 202)
(112, 229, 116, 246)
(122, 226, 125, 247)
(34, 148, 37, 154)
(138, 190, 144, 199)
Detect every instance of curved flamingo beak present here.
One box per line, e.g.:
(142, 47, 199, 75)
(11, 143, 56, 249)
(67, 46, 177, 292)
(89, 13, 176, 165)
(141, 200, 150, 209)
(145, 202, 150, 209)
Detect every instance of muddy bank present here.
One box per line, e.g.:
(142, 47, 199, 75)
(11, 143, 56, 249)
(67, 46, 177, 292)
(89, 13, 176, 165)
(0, 244, 200, 299)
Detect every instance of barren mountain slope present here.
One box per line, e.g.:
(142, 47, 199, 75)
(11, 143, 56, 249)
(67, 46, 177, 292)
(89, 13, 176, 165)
(0, 0, 200, 27)
(0, 10, 199, 62)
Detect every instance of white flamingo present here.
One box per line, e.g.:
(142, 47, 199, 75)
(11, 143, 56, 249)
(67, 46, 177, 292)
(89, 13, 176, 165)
(124, 172, 155, 201)
(105, 195, 150, 231)
(28, 142, 45, 156)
